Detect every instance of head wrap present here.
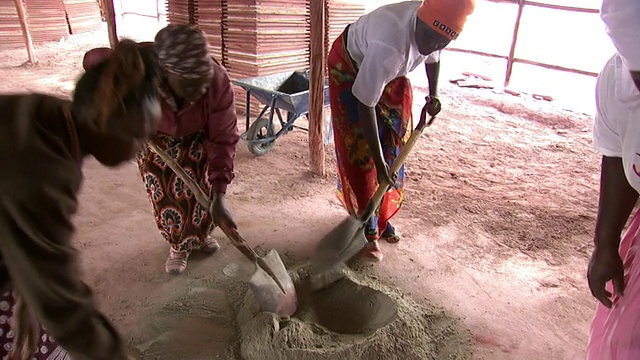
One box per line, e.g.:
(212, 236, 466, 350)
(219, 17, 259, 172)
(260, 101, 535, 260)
(154, 24, 214, 79)
(601, 0, 640, 71)
(417, 0, 476, 40)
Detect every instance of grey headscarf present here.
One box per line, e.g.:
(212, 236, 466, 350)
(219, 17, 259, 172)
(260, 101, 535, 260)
(154, 24, 214, 79)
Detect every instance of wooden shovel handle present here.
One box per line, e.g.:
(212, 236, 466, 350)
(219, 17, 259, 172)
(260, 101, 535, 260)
(147, 141, 260, 263)
(361, 105, 433, 221)
(217, 222, 260, 262)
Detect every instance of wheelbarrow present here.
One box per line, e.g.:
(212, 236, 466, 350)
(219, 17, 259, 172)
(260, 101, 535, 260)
(233, 70, 330, 156)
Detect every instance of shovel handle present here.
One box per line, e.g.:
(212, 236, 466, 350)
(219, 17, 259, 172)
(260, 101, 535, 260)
(217, 222, 260, 262)
(147, 141, 260, 263)
(360, 105, 434, 221)
(148, 141, 211, 206)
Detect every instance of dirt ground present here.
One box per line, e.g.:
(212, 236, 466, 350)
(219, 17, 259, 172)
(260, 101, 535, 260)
(0, 29, 602, 360)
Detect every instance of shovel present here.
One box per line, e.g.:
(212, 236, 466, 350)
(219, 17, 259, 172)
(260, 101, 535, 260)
(147, 141, 298, 317)
(310, 105, 435, 287)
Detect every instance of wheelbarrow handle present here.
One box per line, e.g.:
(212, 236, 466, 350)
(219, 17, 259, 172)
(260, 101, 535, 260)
(147, 141, 261, 263)
(360, 105, 434, 221)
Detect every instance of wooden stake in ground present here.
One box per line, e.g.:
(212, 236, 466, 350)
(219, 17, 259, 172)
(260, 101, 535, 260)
(104, 0, 118, 48)
(309, 0, 326, 176)
(13, 0, 36, 65)
(505, 0, 525, 87)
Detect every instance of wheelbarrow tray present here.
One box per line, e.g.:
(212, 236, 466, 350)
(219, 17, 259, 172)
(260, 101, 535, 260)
(232, 71, 330, 118)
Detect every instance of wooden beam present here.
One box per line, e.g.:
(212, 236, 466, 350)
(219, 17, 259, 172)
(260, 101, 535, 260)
(513, 57, 598, 77)
(14, 0, 36, 64)
(524, 1, 599, 13)
(308, 0, 326, 176)
(445, 48, 598, 77)
(504, 0, 524, 86)
(104, 0, 118, 48)
(446, 47, 508, 60)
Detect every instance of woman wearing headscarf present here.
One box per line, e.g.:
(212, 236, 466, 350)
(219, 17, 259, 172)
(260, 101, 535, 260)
(586, 0, 640, 358)
(143, 25, 239, 274)
(0, 39, 160, 360)
(85, 26, 239, 275)
(328, 0, 475, 261)
(120, 24, 237, 275)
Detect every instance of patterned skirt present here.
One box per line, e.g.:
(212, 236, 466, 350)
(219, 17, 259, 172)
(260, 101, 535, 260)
(328, 28, 414, 239)
(137, 131, 215, 253)
(0, 291, 70, 360)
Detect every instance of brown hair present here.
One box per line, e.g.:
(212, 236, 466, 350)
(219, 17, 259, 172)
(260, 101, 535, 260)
(93, 39, 145, 131)
(72, 38, 159, 132)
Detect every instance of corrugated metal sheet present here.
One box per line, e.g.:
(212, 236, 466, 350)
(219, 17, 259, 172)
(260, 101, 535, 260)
(63, 0, 102, 34)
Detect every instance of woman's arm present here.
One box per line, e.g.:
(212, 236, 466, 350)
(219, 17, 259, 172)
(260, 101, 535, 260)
(0, 186, 128, 360)
(203, 67, 240, 229)
(594, 156, 638, 250)
(631, 70, 640, 92)
(425, 61, 440, 98)
(358, 101, 389, 181)
(204, 70, 240, 197)
(588, 155, 639, 307)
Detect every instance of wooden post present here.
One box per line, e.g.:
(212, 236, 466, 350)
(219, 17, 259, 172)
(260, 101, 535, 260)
(309, 0, 326, 176)
(14, 0, 36, 64)
(104, 0, 118, 48)
(504, 0, 525, 87)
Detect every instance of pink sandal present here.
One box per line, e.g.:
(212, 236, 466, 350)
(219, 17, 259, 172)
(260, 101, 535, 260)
(165, 249, 188, 275)
(201, 236, 220, 253)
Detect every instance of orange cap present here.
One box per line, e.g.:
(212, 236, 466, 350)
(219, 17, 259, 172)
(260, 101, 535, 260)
(417, 0, 476, 40)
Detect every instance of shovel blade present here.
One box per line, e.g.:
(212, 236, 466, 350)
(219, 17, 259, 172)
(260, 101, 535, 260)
(248, 249, 298, 317)
(310, 216, 368, 273)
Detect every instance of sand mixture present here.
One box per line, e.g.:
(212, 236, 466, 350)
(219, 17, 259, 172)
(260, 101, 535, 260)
(237, 264, 472, 360)
(127, 260, 472, 359)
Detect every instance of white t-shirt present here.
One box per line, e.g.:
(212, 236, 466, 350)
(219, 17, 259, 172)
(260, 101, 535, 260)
(346, 1, 441, 107)
(601, 0, 640, 71)
(593, 54, 640, 193)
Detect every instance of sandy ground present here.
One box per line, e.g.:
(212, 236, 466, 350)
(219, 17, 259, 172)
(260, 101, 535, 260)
(0, 23, 605, 359)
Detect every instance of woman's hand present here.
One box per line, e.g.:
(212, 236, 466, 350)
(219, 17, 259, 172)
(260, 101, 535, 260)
(210, 193, 237, 229)
(375, 161, 395, 187)
(425, 95, 441, 117)
(588, 245, 625, 308)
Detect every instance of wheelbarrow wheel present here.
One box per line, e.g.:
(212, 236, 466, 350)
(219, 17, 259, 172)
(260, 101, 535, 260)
(246, 117, 276, 156)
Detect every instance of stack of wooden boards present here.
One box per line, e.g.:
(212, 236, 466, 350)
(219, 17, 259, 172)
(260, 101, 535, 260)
(63, 0, 102, 34)
(224, 0, 310, 116)
(0, 0, 101, 47)
(164, 0, 365, 117)
(325, 0, 364, 56)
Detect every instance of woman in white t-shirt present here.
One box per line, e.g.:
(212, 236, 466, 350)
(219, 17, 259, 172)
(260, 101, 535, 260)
(587, 0, 640, 358)
(327, 0, 474, 261)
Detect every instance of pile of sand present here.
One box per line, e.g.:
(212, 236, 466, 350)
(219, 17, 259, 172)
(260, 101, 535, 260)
(237, 264, 472, 360)
(128, 260, 472, 360)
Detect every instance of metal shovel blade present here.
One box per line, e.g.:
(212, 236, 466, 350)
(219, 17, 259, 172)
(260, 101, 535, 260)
(145, 142, 298, 317)
(310, 216, 368, 273)
(249, 249, 298, 317)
